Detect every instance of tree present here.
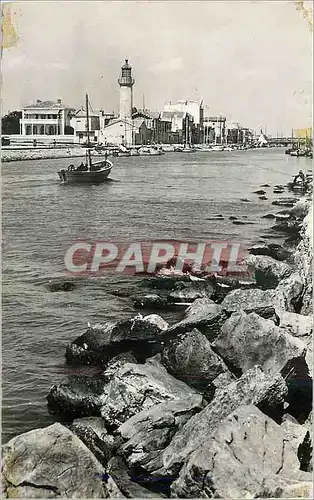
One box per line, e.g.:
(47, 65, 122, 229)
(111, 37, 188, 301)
(2, 110, 22, 134)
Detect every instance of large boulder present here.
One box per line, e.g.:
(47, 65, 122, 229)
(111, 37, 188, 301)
(249, 243, 292, 262)
(202, 371, 237, 404)
(70, 416, 115, 466)
(65, 314, 168, 366)
(133, 294, 172, 310)
(163, 297, 228, 340)
(118, 396, 203, 474)
(244, 254, 293, 288)
(107, 456, 163, 498)
(171, 405, 311, 498)
(221, 288, 279, 320)
(100, 360, 198, 429)
(212, 311, 306, 376)
(276, 272, 304, 312)
(156, 366, 288, 477)
(2, 422, 114, 498)
(161, 328, 228, 389)
(47, 375, 107, 418)
(278, 311, 313, 338)
(167, 279, 215, 303)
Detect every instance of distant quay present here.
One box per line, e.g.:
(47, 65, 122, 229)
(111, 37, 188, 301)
(1, 147, 92, 163)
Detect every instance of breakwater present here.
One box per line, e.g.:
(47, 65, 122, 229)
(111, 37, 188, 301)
(2, 165, 313, 498)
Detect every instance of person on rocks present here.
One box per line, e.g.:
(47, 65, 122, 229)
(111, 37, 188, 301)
(292, 169, 306, 187)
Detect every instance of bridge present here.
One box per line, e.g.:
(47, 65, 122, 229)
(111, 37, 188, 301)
(267, 137, 312, 147)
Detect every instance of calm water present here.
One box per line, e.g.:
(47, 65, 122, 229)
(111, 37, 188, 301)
(2, 148, 311, 442)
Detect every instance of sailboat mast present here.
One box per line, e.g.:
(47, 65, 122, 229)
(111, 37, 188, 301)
(86, 92, 92, 170)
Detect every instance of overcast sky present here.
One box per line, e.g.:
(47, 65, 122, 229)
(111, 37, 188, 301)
(2, 0, 312, 135)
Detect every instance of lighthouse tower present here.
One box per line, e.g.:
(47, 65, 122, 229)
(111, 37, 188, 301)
(118, 59, 134, 121)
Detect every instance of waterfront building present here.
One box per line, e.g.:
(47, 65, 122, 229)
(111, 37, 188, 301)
(163, 100, 204, 143)
(203, 116, 226, 144)
(20, 99, 75, 136)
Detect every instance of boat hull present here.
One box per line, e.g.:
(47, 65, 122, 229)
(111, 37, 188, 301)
(58, 160, 112, 184)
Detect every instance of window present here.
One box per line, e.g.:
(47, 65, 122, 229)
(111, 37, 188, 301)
(26, 125, 32, 135)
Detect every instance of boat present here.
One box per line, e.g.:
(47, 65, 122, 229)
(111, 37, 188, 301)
(57, 93, 113, 184)
(211, 145, 224, 152)
(138, 146, 164, 156)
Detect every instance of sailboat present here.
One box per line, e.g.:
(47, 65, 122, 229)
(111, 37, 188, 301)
(57, 93, 113, 184)
(178, 116, 195, 153)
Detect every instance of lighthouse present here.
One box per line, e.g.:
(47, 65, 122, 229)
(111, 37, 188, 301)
(118, 59, 134, 121)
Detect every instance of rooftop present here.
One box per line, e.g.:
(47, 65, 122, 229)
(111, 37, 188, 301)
(24, 99, 74, 110)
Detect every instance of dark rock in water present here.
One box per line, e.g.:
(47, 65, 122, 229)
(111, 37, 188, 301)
(202, 371, 236, 404)
(272, 198, 298, 207)
(161, 329, 229, 389)
(260, 184, 270, 187)
(213, 275, 257, 302)
(70, 416, 113, 467)
(117, 396, 203, 476)
(273, 189, 285, 193)
(232, 220, 254, 225)
(277, 209, 292, 215)
(245, 254, 293, 288)
(240, 198, 251, 202)
(229, 215, 238, 220)
(47, 280, 76, 292)
(47, 375, 106, 418)
(171, 405, 309, 499)
(214, 214, 224, 217)
(2, 422, 112, 498)
(249, 243, 292, 262)
(206, 216, 225, 221)
(140, 275, 192, 291)
(167, 279, 215, 303)
(100, 359, 197, 429)
(108, 456, 163, 498)
(212, 311, 306, 377)
(259, 195, 268, 200)
(65, 314, 168, 366)
(254, 189, 266, 194)
(133, 294, 172, 310)
(157, 366, 288, 477)
(163, 297, 228, 340)
(261, 213, 276, 219)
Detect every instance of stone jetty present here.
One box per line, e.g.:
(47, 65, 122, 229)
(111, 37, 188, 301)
(2, 175, 313, 499)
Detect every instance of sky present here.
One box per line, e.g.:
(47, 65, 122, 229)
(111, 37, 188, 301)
(1, 0, 313, 136)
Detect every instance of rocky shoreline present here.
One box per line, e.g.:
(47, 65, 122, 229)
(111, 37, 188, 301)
(2, 176, 313, 499)
(1, 147, 91, 162)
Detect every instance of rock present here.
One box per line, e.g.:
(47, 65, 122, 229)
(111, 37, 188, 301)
(298, 412, 313, 472)
(232, 220, 254, 225)
(259, 195, 268, 200)
(240, 198, 251, 202)
(254, 189, 266, 194)
(212, 311, 306, 376)
(167, 279, 214, 303)
(141, 275, 192, 291)
(118, 396, 203, 475)
(2, 422, 112, 498)
(276, 272, 304, 312)
(65, 314, 167, 366)
(244, 254, 293, 288)
(272, 198, 298, 207)
(221, 288, 279, 321)
(171, 405, 310, 498)
(47, 280, 76, 292)
(280, 416, 308, 460)
(260, 184, 270, 187)
(103, 352, 138, 382)
(100, 360, 197, 429)
(133, 294, 170, 310)
(157, 366, 288, 477)
(161, 329, 228, 389)
(47, 375, 106, 418)
(163, 297, 228, 340)
(229, 215, 238, 220)
(277, 482, 313, 498)
(107, 456, 163, 498)
(249, 243, 292, 261)
(202, 371, 236, 404)
(70, 416, 113, 466)
(278, 311, 313, 337)
(261, 213, 276, 219)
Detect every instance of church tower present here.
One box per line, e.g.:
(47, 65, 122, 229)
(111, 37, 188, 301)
(118, 59, 134, 120)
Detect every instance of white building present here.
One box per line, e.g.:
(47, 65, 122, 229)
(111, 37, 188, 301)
(20, 99, 75, 136)
(164, 100, 202, 125)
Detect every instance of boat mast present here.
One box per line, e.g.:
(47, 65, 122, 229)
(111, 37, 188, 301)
(86, 92, 92, 170)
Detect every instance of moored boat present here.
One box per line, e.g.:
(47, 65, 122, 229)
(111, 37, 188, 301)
(57, 93, 113, 184)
